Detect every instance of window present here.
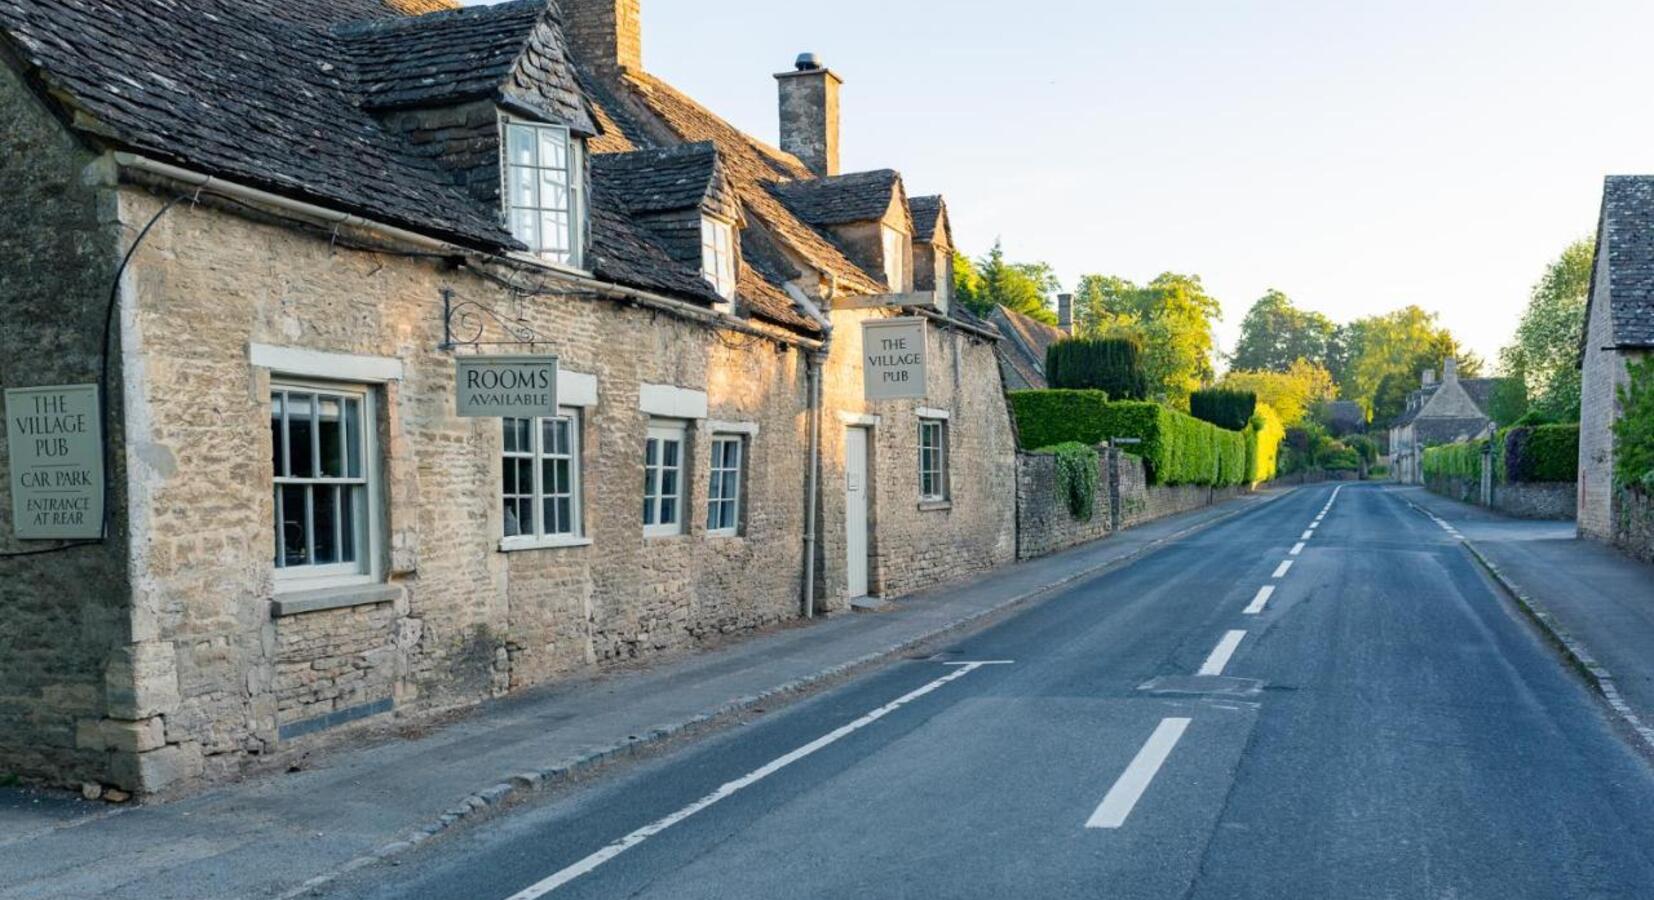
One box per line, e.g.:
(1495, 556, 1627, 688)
(707, 436, 744, 535)
(919, 418, 948, 502)
(701, 217, 737, 300)
(883, 225, 909, 292)
(271, 383, 374, 586)
(504, 119, 584, 267)
(643, 421, 687, 536)
(501, 412, 582, 546)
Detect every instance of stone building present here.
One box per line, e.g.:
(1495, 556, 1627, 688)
(1578, 177, 1654, 543)
(0, 0, 1014, 794)
(1388, 358, 1502, 484)
(988, 306, 1069, 391)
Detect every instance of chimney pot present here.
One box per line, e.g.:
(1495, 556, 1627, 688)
(1421, 368, 1435, 386)
(1057, 293, 1074, 334)
(795, 52, 822, 71)
(1443, 355, 1458, 383)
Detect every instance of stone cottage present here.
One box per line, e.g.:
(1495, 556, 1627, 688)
(1578, 177, 1654, 544)
(988, 305, 1069, 391)
(0, 0, 1015, 794)
(1388, 358, 1502, 484)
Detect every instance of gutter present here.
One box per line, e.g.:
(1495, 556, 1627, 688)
(110, 152, 823, 352)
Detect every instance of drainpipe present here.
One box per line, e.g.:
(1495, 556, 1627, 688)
(801, 348, 826, 619)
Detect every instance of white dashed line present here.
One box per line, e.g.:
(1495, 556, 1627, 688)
(1085, 717, 1192, 829)
(1301, 530, 1314, 540)
(1290, 542, 1306, 556)
(1244, 585, 1275, 615)
(1197, 630, 1247, 676)
(1273, 560, 1293, 578)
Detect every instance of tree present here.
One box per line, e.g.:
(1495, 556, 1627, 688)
(955, 240, 1058, 324)
(1498, 237, 1593, 421)
(1334, 306, 1479, 414)
(1072, 272, 1222, 408)
(1045, 337, 1148, 399)
(1229, 290, 1338, 372)
(1219, 359, 1337, 427)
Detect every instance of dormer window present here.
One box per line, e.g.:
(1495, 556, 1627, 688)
(504, 119, 585, 268)
(701, 217, 736, 300)
(882, 225, 910, 293)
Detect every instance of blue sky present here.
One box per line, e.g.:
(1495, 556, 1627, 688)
(475, 1, 1653, 366)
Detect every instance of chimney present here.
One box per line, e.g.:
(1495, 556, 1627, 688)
(1443, 355, 1458, 384)
(561, 0, 642, 76)
(775, 53, 841, 178)
(1421, 368, 1435, 387)
(1057, 293, 1073, 334)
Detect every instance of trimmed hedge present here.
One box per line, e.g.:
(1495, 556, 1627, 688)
(1190, 389, 1257, 432)
(1422, 440, 1487, 481)
(1504, 424, 1578, 483)
(1246, 403, 1285, 485)
(1007, 390, 1113, 449)
(1046, 337, 1147, 400)
(1008, 391, 1251, 487)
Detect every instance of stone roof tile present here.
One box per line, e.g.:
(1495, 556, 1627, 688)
(1600, 176, 1654, 348)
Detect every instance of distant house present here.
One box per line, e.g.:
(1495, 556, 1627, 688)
(988, 306, 1069, 390)
(1579, 177, 1654, 541)
(1389, 358, 1503, 483)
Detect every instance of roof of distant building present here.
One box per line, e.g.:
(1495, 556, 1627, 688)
(1591, 176, 1654, 349)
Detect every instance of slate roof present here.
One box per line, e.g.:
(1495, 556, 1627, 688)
(339, 0, 595, 134)
(988, 306, 1067, 390)
(1591, 177, 1654, 349)
(591, 142, 731, 218)
(771, 170, 908, 229)
(909, 195, 950, 246)
(0, 0, 516, 247)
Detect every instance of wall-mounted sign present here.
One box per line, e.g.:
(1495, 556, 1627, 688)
(862, 317, 928, 401)
(455, 355, 558, 418)
(5, 384, 103, 540)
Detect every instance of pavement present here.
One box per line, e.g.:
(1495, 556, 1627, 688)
(316, 483, 1654, 899)
(0, 487, 1288, 900)
(1403, 485, 1654, 749)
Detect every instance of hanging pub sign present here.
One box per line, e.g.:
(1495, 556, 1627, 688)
(862, 317, 928, 401)
(455, 355, 558, 418)
(5, 383, 104, 540)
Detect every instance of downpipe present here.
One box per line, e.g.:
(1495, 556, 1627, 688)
(801, 348, 826, 619)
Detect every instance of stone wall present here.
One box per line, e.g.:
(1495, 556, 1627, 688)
(1424, 476, 1577, 521)
(0, 65, 129, 787)
(92, 187, 814, 792)
(816, 307, 1018, 605)
(1015, 450, 1112, 559)
(1578, 242, 1628, 540)
(1015, 449, 1247, 560)
(1614, 486, 1654, 566)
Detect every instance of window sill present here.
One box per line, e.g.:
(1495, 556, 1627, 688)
(272, 583, 403, 618)
(918, 499, 953, 512)
(643, 528, 687, 540)
(499, 535, 593, 553)
(706, 529, 743, 540)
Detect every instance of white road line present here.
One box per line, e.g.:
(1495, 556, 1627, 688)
(1273, 560, 1293, 578)
(1290, 542, 1306, 556)
(1300, 530, 1314, 541)
(1197, 630, 1247, 676)
(1244, 585, 1275, 615)
(501, 662, 1003, 898)
(1085, 717, 1193, 829)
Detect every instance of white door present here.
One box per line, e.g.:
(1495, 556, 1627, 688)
(845, 426, 870, 598)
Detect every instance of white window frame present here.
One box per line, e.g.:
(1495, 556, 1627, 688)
(883, 225, 910, 293)
(502, 117, 586, 268)
(918, 417, 949, 502)
(643, 420, 688, 537)
(500, 409, 588, 552)
(706, 434, 745, 537)
(270, 379, 380, 592)
(701, 216, 737, 300)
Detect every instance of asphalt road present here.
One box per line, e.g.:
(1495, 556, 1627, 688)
(325, 484, 1654, 899)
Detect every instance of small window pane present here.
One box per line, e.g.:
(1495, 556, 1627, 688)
(508, 125, 537, 167)
(288, 394, 315, 478)
(344, 398, 362, 478)
(280, 484, 310, 566)
(538, 128, 568, 169)
(318, 397, 343, 478)
(511, 209, 539, 249)
(271, 394, 285, 478)
(313, 484, 339, 564)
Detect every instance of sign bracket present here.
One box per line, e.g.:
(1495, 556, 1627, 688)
(438, 288, 554, 353)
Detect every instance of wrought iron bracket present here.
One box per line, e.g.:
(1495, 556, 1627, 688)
(438, 288, 553, 352)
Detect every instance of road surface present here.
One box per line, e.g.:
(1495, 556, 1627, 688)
(326, 483, 1654, 899)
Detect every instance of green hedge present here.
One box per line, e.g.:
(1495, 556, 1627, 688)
(1008, 391, 1251, 487)
(1422, 439, 1487, 481)
(1245, 404, 1284, 485)
(1046, 337, 1147, 400)
(1504, 424, 1578, 483)
(1617, 357, 1654, 489)
(1190, 389, 1257, 432)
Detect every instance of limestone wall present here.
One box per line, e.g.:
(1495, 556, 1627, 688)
(0, 66, 129, 788)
